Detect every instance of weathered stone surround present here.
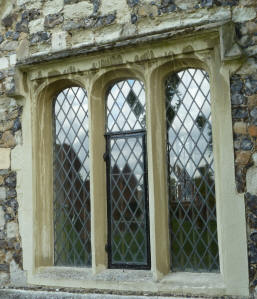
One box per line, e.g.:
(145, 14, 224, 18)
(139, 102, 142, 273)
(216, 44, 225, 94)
(0, 0, 256, 297)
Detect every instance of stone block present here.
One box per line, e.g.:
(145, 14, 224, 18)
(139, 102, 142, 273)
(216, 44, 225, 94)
(6, 221, 18, 239)
(235, 150, 251, 165)
(52, 31, 67, 52)
(17, 0, 31, 5)
(248, 125, 257, 137)
(0, 131, 16, 148)
(0, 187, 6, 200)
(0, 57, 9, 70)
(9, 54, 16, 67)
(232, 7, 256, 23)
(64, 1, 94, 19)
(0, 272, 9, 285)
(247, 167, 257, 195)
(0, 148, 10, 169)
(233, 122, 247, 135)
(43, 0, 64, 15)
(29, 18, 44, 34)
(248, 94, 257, 108)
(0, 207, 5, 228)
(10, 260, 27, 287)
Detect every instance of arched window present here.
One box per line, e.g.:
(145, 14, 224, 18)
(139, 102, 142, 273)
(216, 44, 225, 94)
(105, 79, 151, 269)
(53, 87, 91, 266)
(166, 69, 219, 272)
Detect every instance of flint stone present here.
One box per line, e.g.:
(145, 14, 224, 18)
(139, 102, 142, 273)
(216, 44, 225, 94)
(12, 119, 21, 133)
(5, 174, 16, 188)
(7, 189, 17, 199)
(44, 14, 63, 28)
(240, 137, 253, 150)
(249, 214, 257, 229)
(201, 0, 213, 7)
(231, 79, 243, 92)
(249, 243, 257, 264)
(30, 31, 51, 44)
(250, 232, 257, 243)
(246, 193, 257, 215)
(15, 20, 29, 33)
(0, 72, 5, 81)
(131, 14, 138, 24)
(232, 108, 248, 119)
(0, 207, 4, 228)
(250, 107, 257, 120)
(231, 93, 245, 105)
(127, 0, 140, 7)
(6, 221, 18, 239)
(22, 9, 40, 22)
(1, 15, 14, 28)
(246, 77, 257, 95)
(0, 264, 9, 272)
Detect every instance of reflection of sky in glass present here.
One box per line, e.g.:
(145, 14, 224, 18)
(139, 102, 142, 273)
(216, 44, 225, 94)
(167, 69, 213, 179)
(55, 87, 89, 180)
(107, 79, 146, 183)
(107, 79, 145, 132)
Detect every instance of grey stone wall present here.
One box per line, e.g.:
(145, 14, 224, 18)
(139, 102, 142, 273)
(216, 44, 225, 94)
(0, 0, 256, 297)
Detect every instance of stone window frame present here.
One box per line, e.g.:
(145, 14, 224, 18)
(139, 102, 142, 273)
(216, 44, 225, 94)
(13, 22, 249, 297)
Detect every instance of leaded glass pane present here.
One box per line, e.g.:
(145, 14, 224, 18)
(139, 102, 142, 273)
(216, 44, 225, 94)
(166, 69, 219, 272)
(106, 79, 146, 133)
(53, 87, 91, 267)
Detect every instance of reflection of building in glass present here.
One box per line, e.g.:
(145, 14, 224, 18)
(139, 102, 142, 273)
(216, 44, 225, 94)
(54, 142, 91, 266)
(111, 163, 143, 225)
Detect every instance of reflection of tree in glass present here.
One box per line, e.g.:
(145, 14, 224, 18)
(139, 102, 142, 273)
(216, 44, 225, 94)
(196, 113, 213, 153)
(165, 73, 181, 125)
(127, 90, 145, 127)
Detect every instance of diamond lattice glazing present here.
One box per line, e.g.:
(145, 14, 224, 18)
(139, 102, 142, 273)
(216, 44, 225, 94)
(53, 87, 91, 267)
(106, 79, 145, 133)
(166, 69, 219, 272)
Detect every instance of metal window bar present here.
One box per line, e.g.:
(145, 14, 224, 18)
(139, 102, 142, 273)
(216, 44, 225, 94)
(166, 69, 219, 272)
(105, 80, 150, 269)
(53, 87, 91, 267)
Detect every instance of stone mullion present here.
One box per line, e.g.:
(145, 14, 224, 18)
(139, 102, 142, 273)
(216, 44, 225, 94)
(88, 78, 108, 274)
(145, 64, 170, 279)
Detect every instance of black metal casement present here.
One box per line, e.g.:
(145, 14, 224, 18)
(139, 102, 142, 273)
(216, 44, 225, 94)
(105, 79, 151, 269)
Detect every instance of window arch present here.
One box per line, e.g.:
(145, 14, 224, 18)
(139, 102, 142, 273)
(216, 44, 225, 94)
(53, 86, 91, 266)
(165, 69, 219, 272)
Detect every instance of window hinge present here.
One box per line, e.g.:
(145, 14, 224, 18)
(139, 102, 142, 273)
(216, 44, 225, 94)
(105, 243, 110, 253)
(103, 151, 109, 162)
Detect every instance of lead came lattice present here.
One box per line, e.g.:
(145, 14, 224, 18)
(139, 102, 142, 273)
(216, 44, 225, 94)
(166, 69, 219, 272)
(53, 87, 91, 267)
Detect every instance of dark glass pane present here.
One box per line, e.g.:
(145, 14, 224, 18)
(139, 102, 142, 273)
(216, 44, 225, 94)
(166, 69, 219, 272)
(53, 87, 91, 267)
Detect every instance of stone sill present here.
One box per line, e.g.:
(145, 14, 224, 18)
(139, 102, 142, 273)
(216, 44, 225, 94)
(28, 267, 226, 298)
